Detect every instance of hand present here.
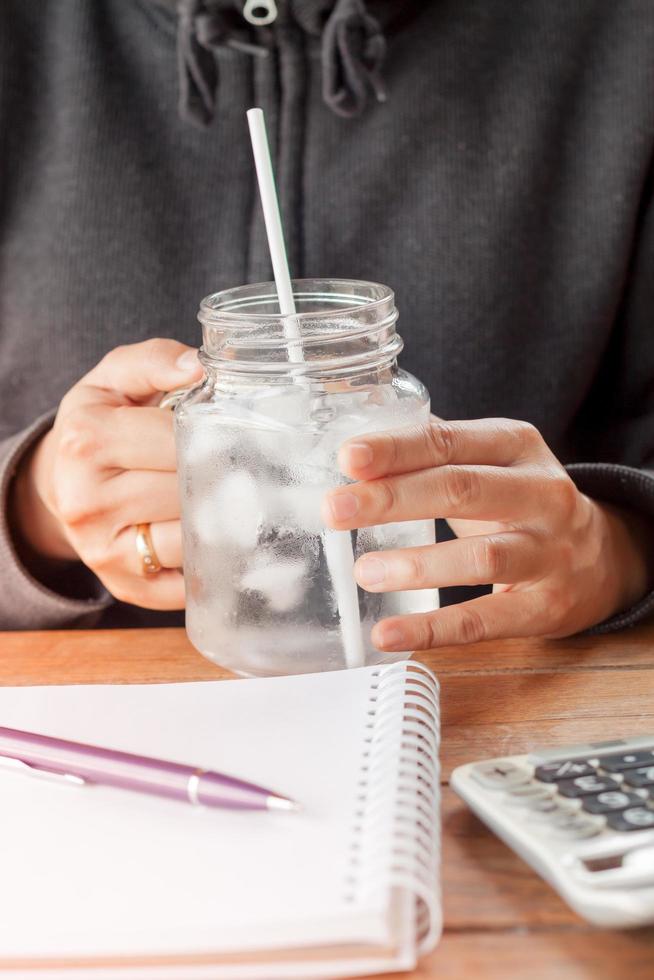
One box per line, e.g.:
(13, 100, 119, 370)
(12, 339, 203, 610)
(321, 418, 653, 650)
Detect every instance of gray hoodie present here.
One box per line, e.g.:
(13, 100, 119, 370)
(1, 0, 654, 631)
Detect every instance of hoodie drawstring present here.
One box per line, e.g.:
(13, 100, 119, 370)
(176, 0, 387, 127)
(177, 0, 269, 127)
(321, 0, 386, 118)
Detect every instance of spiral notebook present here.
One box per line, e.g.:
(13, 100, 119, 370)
(0, 661, 440, 980)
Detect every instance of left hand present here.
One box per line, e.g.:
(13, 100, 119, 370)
(321, 418, 653, 650)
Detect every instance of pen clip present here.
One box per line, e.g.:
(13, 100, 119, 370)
(0, 754, 86, 787)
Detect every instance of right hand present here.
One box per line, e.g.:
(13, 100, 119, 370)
(12, 339, 204, 609)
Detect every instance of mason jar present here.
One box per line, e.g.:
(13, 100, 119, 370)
(174, 279, 437, 676)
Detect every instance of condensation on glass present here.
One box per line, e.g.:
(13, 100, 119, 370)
(174, 279, 438, 676)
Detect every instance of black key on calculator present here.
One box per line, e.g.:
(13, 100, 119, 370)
(606, 807, 654, 831)
(557, 774, 620, 797)
(623, 767, 654, 788)
(581, 790, 643, 814)
(534, 760, 595, 782)
(598, 750, 654, 772)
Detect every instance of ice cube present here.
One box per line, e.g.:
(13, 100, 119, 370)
(375, 518, 436, 551)
(240, 559, 307, 612)
(303, 403, 417, 475)
(276, 483, 329, 534)
(244, 385, 312, 430)
(193, 470, 262, 550)
(191, 496, 225, 547)
(185, 422, 240, 467)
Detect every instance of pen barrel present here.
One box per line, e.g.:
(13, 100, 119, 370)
(0, 727, 273, 809)
(194, 771, 272, 809)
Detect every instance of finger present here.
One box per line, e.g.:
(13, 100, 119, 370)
(105, 470, 181, 526)
(338, 418, 552, 480)
(100, 406, 177, 471)
(322, 464, 557, 529)
(55, 404, 177, 472)
(57, 470, 181, 531)
(82, 339, 203, 404)
(106, 566, 187, 611)
(371, 591, 551, 652)
(355, 531, 547, 592)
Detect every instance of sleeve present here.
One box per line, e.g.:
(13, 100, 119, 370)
(0, 412, 112, 629)
(565, 168, 654, 634)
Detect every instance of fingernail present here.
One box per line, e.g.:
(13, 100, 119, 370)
(357, 557, 386, 586)
(347, 442, 374, 469)
(176, 349, 199, 372)
(327, 491, 360, 522)
(377, 626, 406, 651)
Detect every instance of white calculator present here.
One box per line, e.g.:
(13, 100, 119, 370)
(451, 735, 654, 927)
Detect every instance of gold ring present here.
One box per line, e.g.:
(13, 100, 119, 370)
(135, 523, 162, 575)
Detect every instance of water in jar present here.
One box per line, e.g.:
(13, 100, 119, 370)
(176, 374, 437, 676)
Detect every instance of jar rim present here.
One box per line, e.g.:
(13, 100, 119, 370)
(198, 278, 394, 326)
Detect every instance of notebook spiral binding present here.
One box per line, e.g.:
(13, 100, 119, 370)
(346, 661, 441, 952)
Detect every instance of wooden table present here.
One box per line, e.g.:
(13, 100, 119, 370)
(1, 624, 654, 979)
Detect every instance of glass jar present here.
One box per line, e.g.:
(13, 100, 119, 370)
(174, 279, 437, 676)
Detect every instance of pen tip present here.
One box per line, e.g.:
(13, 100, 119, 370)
(267, 794, 300, 812)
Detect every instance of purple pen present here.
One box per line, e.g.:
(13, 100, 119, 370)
(0, 726, 298, 812)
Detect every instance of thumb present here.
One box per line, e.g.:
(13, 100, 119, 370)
(83, 339, 204, 403)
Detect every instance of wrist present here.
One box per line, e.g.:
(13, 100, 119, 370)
(9, 433, 77, 563)
(592, 499, 654, 617)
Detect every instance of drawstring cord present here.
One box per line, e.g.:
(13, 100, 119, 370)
(176, 0, 387, 127)
(177, 0, 221, 127)
(177, 0, 268, 127)
(321, 0, 387, 118)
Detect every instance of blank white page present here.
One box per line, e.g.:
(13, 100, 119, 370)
(0, 667, 395, 959)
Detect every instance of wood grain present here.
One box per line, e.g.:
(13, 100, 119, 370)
(1, 622, 653, 978)
(439, 667, 654, 778)
(389, 929, 654, 980)
(1, 622, 653, 685)
(441, 788, 582, 929)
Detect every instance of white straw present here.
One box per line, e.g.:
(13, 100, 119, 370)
(246, 108, 303, 363)
(322, 528, 365, 668)
(246, 107, 365, 669)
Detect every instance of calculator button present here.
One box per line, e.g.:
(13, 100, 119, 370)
(606, 807, 654, 831)
(470, 761, 532, 789)
(534, 759, 595, 782)
(598, 749, 654, 772)
(581, 790, 644, 814)
(550, 814, 603, 839)
(557, 775, 620, 798)
(622, 767, 654, 788)
(505, 781, 552, 801)
(525, 797, 565, 816)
